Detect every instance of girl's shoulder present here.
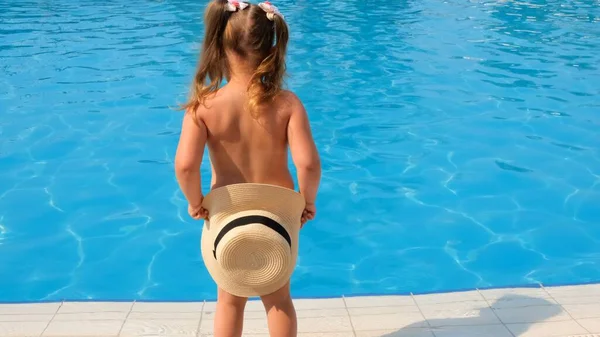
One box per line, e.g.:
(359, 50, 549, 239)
(276, 90, 304, 109)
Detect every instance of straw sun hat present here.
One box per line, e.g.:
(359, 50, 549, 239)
(201, 183, 306, 297)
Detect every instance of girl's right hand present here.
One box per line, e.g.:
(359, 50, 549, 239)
(301, 202, 316, 227)
(188, 203, 209, 220)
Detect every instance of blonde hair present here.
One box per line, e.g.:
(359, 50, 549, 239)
(181, 0, 289, 119)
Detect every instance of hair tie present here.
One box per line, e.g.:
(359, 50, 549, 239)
(225, 0, 249, 12)
(258, 1, 284, 21)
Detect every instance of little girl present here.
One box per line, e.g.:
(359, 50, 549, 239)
(174, 1, 321, 336)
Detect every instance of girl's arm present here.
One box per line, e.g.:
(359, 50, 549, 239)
(174, 110, 207, 209)
(287, 94, 321, 205)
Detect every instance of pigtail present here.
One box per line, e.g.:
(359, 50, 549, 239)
(182, 0, 232, 114)
(247, 9, 289, 117)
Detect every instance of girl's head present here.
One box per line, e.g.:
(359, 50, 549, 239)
(184, 0, 289, 116)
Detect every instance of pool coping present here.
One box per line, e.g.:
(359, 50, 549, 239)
(1, 282, 599, 337)
(2, 280, 599, 304)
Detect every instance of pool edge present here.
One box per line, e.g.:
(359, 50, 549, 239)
(2, 280, 599, 304)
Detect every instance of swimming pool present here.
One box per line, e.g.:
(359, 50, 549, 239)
(1, 0, 599, 302)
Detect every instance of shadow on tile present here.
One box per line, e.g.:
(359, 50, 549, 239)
(380, 294, 563, 337)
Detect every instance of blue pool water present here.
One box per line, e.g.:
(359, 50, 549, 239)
(1, 0, 599, 302)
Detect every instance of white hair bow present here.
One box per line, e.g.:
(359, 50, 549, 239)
(258, 1, 284, 21)
(225, 0, 249, 12)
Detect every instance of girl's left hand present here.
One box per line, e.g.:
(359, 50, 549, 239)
(188, 201, 208, 220)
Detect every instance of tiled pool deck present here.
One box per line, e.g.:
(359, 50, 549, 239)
(1, 284, 599, 337)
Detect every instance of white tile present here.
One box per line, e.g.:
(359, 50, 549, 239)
(200, 317, 268, 334)
(297, 308, 349, 318)
(489, 296, 558, 309)
(0, 314, 53, 322)
(128, 311, 201, 320)
(0, 321, 48, 336)
(199, 331, 354, 337)
(222, 334, 356, 337)
(506, 320, 588, 337)
(58, 301, 132, 313)
(203, 299, 264, 313)
(239, 309, 267, 320)
(120, 319, 199, 336)
(419, 300, 489, 311)
(202, 308, 263, 321)
(418, 301, 499, 327)
(493, 305, 572, 324)
(197, 334, 269, 337)
(478, 287, 548, 300)
(296, 331, 354, 337)
(242, 317, 271, 334)
(544, 284, 600, 298)
(53, 311, 128, 320)
(201, 301, 219, 313)
(553, 295, 600, 305)
(43, 319, 123, 336)
(294, 298, 345, 310)
(198, 331, 270, 337)
(199, 318, 215, 334)
(203, 307, 347, 322)
(200, 316, 352, 335)
(203, 298, 344, 314)
(202, 315, 353, 334)
(350, 309, 427, 331)
(247, 299, 268, 311)
(431, 324, 513, 337)
(355, 329, 434, 337)
(348, 305, 421, 316)
(245, 300, 266, 311)
(0, 303, 60, 315)
(577, 317, 600, 332)
(132, 301, 203, 312)
(412, 291, 484, 305)
(426, 308, 500, 327)
(562, 303, 600, 319)
(298, 316, 354, 333)
(344, 295, 414, 308)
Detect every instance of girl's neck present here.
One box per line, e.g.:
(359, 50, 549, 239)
(226, 51, 257, 88)
(227, 73, 253, 88)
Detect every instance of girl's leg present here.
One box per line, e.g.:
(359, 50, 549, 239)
(214, 287, 248, 337)
(260, 282, 297, 337)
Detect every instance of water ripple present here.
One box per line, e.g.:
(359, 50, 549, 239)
(0, 0, 599, 301)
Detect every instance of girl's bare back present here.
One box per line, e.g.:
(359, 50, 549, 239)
(199, 85, 296, 191)
(175, 80, 318, 216)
